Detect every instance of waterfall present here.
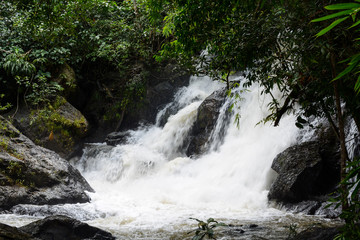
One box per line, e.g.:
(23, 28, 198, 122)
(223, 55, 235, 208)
(72, 75, 300, 231)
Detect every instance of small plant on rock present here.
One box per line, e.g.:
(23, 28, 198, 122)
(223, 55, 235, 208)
(188, 218, 227, 240)
(284, 223, 298, 238)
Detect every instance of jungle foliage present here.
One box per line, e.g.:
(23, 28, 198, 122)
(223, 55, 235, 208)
(0, 0, 163, 115)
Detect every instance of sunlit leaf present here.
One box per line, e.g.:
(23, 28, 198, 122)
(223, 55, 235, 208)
(325, 3, 360, 10)
(333, 54, 360, 81)
(311, 10, 352, 22)
(316, 16, 350, 37)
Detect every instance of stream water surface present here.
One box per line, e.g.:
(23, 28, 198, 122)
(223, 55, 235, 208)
(0, 76, 341, 239)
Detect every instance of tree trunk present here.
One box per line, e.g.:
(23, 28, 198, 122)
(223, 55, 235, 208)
(330, 52, 349, 211)
(226, 72, 230, 90)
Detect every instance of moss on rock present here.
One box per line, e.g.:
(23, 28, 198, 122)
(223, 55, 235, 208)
(12, 96, 89, 159)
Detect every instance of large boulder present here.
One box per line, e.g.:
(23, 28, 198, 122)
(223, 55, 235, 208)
(268, 123, 340, 203)
(0, 116, 93, 210)
(12, 96, 89, 159)
(268, 141, 323, 202)
(19, 215, 115, 240)
(186, 87, 228, 156)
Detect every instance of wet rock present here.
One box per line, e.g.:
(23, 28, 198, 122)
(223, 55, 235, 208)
(105, 131, 130, 146)
(268, 141, 323, 202)
(186, 87, 228, 156)
(19, 215, 115, 240)
(268, 123, 340, 204)
(12, 97, 89, 159)
(314, 201, 342, 218)
(281, 200, 323, 215)
(0, 116, 93, 210)
(0, 223, 37, 240)
(289, 226, 340, 240)
(10, 204, 105, 221)
(82, 144, 115, 157)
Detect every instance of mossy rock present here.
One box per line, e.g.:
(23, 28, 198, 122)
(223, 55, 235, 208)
(12, 97, 89, 159)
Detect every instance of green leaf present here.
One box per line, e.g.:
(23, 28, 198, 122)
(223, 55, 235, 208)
(350, 20, 360, 28)
(355, 75, 360, 92)
(325, 3, 360, 10)
(190, 218, 202, 223)
(339, 57, 352, 64)
(333, 54, 360, 81)
(316, 16, 350, 37)
(311, 10, 353, 22)
(351, 180, 360, 199)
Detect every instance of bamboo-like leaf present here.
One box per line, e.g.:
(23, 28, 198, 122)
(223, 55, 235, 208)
(316, 16, 350, 37)
(339, 57, 352, 63)
(311, 10, 353, 22)
(335, 65, 357, 81)
(350, 54, 360, 64)
(343, 165, 360, 181)
(350, 20, 360, 28)
(351, 180, 360, 199)
(355, 75, 360, 92)
(325, 3, 360, 10)
(332, 55, 360, 81)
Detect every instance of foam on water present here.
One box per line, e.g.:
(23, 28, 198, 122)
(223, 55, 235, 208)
(1, 76, 319, 239)
(71, 76, 300, 232)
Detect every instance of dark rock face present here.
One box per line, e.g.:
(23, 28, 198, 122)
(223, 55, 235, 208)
(268, 141, 323, 202)
(121, 67, 190, 130)
(0, 116, 93, 210)
(186, 87, 227, 156)
(19, 215, 115, 240)
(77, 64, 190, 143)
(268, 123, 340, 204)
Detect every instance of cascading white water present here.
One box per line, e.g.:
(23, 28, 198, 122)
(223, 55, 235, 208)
(65, 75, 303, 236)
(0, 75, 342, 239)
